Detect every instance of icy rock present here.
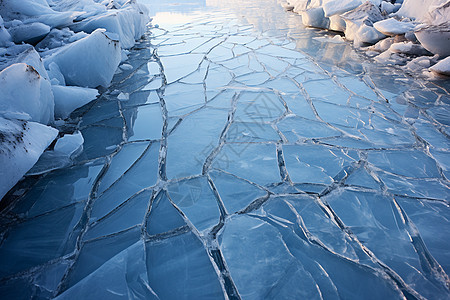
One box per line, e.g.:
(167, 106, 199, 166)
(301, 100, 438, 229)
(0, 117, 58, 200)
(301, 7, 330, 29)
(415, 23, 450, 57)
(430, 56, 450, 75)
(8, 22, 50, 45)
(52, 85, 98, 119)
(342, 1, 386, 46)
(54, 131, 84, 157)
(44, 29, 121, 88)
(70, 2, 149, 49)
(373, 18, 417, 36)
(0, 63, 54, 124)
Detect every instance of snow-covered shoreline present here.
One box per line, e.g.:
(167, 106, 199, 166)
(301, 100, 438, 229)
(0, 0, 150, 200)
(279, 0, 450, 76)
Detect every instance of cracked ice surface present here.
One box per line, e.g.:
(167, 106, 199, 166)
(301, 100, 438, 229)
(1, 0, 450, 299)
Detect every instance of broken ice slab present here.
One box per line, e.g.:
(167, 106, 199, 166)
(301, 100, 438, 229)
(251, 195, 407, 299)
(234, 91, 286, 123)
(344, 166, 380, 190)
(311, 99, 370, 129)
(282, 93, 317, 120)
(226, 121, 281, 143)
(77, 126, 123, 161)
(0, 203, 84, 278)
(283, 144, 358, 185)
(163, 83, 206, 116)
(123, 104, 163, 141)
(56, 241, 156, 299)
(97, 142, 150, 194)
(78, 99, 121, 128)
(277, 115, 340, 142)
(209, 170, 267, 214)
(367, 150, 442, 179)
(146, 231, 225, 299)
(324, 189, 450, 298)
(167, 176, 221, 232)
(220, 214, 322, 299)
(84, 190, 152, 241)
(121, 90, 160, 108)
(159, 53, 205, 84)
(64, 227, 141, 290)
(90, 142, 159, 221)
(212, 143, 280, 186)
(395, 196, 450, 276)
(336, 76, 380, 101)
(166, 107, 229, 179)
(146, 190, 186, 236)
(12, 160, 104, 217)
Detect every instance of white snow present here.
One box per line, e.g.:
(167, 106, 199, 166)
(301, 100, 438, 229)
(52, 85, 99, 119)
(0, 117, 58, 200)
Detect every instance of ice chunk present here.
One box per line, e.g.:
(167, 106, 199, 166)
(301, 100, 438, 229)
(373, 18, 417, 36)
(0, 15, 12, 47)
(396, 0, 449, 23)
(415, 23, 450, 57)
(0, 117, 58, 200)
(44, 29, 121, 88)
(70, 3, 150, 49)
(8, 22, 50, 45)
(429, 56, 450, 75)
(0, 63, 54, 124)
(54, 131, 84, 157)
(301, 8, 330, 29)
(52, 85, 98, 119)
(342, 2, 386, 46)
(323, 0, 362, 17)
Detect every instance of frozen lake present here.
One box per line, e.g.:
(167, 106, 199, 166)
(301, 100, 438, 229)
(1, 0, 449, 298)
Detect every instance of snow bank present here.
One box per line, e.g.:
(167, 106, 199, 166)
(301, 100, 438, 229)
(0, 117, 58, 200)
(44, 29, 121, 88)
